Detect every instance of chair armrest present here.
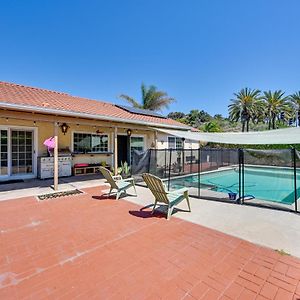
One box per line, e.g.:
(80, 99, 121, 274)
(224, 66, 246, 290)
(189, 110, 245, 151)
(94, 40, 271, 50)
(123, 177, 135, 183)
(113, 175, 123, 181)
(167, 187, 188, 195)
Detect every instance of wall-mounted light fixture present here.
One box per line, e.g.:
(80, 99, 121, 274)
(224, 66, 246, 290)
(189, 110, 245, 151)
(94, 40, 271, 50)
(60, 123, 70, 135)
(127, 129, 132, 136)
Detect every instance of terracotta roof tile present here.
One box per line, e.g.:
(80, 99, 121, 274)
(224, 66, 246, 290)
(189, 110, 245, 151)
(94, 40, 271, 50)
(0, 81, 189, 129)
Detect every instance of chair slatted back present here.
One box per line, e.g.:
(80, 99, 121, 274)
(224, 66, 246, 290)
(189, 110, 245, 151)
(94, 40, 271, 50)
(100, 167, 119, 189)
(142, 173, 169, 204)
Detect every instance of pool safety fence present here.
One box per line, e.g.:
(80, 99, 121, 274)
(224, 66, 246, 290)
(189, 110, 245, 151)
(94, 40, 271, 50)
(131, 148, 299, 213)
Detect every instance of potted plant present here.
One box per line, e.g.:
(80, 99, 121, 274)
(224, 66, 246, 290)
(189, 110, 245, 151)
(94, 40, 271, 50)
(111, 166, 122, 176)
(120, 161, 131, 179)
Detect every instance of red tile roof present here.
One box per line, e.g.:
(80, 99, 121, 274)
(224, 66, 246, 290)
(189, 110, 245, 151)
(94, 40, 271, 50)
(0, 81, 189, 129)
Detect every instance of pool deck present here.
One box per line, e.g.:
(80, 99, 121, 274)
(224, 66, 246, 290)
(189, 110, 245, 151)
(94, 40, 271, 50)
(129, 186, 300, 259)
(1, 176, 300, 258)
(0, 174, 107, 202)
(0, 185, 300, 299)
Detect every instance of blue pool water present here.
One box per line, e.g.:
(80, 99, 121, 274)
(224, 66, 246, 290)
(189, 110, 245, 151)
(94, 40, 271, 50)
(170, 167, 300, 205)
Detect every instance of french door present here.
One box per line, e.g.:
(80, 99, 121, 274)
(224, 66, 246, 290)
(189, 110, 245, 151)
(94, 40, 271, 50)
(0, 130, 8, 176)
(0, 128, 34, 178)
(11, 130, 34, 175)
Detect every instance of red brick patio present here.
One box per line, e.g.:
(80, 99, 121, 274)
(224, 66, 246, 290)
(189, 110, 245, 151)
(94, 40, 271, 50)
(0, 186, 300, 300)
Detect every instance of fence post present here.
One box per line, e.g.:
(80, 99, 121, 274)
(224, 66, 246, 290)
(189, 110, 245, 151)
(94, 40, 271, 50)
(198, 147, 201, 198)
(293, 148, 298, 212)
(168, 148, 172, 190)
(238, 148, 242, 203)
(221, 148, 223, 167)
(242, 149, 245, 204)
(190, 148, 193, 174)
(164, 148, 167, 178)
(182, 148, 185, 174)
(148, 149, 152, 173)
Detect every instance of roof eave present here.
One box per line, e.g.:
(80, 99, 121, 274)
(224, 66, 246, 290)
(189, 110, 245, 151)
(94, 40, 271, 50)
(0, 102, 190, 130)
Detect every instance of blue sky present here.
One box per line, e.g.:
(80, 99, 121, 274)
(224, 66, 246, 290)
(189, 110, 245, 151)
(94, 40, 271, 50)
(1, 0, 300, 116)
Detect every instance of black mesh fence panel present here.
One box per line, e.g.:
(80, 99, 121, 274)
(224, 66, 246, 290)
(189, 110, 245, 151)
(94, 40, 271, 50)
(242, 149, 297, 211)
(132, 147, 298, 212)
(198, 149, 239, 201)
(295, 149, 300, 212)
(131, 149, 151, 176)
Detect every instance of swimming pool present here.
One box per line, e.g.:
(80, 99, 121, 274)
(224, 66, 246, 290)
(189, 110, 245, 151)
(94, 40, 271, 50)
(169, 166, 300, 205)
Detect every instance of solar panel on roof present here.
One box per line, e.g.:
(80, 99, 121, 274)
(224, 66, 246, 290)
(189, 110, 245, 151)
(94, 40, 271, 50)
(115, 105, 167, 119)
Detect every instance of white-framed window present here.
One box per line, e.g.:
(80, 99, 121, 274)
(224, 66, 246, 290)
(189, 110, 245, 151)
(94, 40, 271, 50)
(130, 136, 144, 163)
(73, 133, 109, 153)
(130, 136, 144, 152)
(168, 136, 183, 149)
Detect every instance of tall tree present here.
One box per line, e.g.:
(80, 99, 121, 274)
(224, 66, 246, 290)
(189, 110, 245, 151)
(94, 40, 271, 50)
(290, 91, 300, 126)
(228, 88, 262, 132)
(213, 114, 224, 121)
(262, 90, 290, 129)
(186, 109, 212, 127)
(119, 83, 175, 111)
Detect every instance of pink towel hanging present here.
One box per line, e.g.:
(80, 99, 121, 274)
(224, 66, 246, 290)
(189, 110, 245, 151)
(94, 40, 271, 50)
(43, 137, 56, 156)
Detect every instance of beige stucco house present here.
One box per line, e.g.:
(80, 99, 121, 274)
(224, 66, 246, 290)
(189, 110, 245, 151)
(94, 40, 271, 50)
(0, 81, 197, 183)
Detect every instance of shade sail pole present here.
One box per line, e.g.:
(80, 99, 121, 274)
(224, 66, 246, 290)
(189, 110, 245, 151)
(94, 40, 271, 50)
(53, 122, 59, 191)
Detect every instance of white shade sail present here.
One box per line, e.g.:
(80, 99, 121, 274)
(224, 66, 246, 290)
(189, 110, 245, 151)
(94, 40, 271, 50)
(154, 127, 300, 145)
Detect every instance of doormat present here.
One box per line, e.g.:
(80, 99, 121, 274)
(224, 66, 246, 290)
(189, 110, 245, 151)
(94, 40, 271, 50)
(0, 179, 24, 185)
(37, 189, 83, 201)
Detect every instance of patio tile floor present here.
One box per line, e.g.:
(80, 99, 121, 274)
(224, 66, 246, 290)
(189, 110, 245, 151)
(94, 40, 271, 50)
(0, 186, 299, 299)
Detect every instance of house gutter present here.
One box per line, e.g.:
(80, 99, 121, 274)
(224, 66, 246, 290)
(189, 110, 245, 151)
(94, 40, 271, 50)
(0, 102, 190, 131)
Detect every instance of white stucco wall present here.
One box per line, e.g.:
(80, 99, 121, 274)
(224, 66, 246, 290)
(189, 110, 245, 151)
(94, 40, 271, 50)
(156, 133, 200, 149)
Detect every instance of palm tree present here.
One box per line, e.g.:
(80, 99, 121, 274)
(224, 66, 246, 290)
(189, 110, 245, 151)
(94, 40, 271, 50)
(290, 91, 300, 126)
(228, 88, 262, 132)
(262, 90, 290, 129)
(119, 83, 175, 111)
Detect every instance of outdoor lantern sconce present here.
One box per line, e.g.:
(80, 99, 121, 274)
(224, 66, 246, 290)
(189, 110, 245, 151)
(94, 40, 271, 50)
(127, 129, 132, 136)
(60, 123, 70, 135)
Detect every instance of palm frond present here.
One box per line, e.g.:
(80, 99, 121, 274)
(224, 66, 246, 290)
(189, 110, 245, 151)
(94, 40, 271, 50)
(119, 94, 141, 108)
